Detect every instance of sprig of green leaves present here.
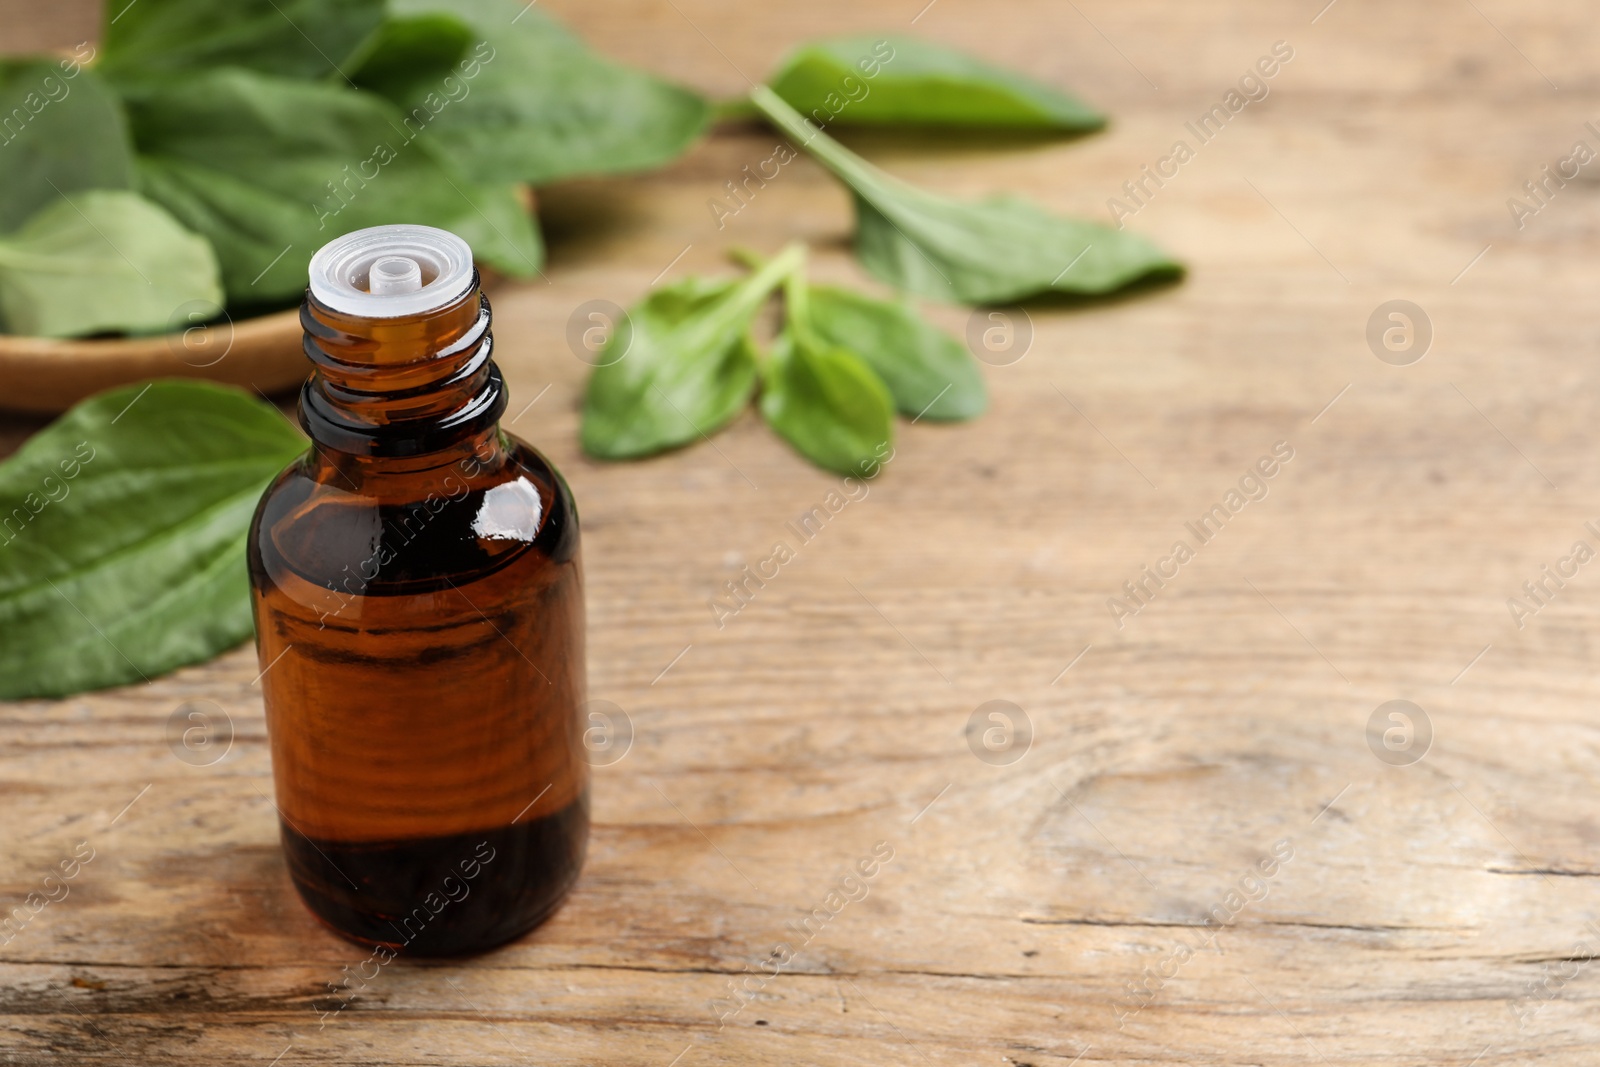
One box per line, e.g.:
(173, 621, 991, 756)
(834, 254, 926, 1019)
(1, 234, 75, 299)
(582, 245, 803, 460)
(733, 247, 986, 422)
(750, 86, 1182, 304)
(580, 244, 984, 474)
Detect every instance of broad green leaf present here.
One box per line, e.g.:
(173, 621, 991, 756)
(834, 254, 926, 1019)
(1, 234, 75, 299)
(0, 60, 135, 233)
(99, 0, 385, 89)
(751, 86, 1182, 305)
(125, 69, 541, 302)
(807, 285, 985, 421)
(769, 36, 1104, 132)
(760, 275, 895, 475)
(0, 191, 222, 338)
(438, 181, 544, 287)
(0, 381, 305, 699)
(581, 245, 803, 460)
(342, 11, 474, 100)
(353, 0, 712, 185)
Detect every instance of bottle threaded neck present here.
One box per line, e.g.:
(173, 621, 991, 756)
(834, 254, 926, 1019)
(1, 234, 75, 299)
(299, 282, 506, 458)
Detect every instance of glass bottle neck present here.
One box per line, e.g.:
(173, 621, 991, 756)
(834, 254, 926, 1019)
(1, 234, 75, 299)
(306, 426, 509, 496)
(298, 277, 507, 461)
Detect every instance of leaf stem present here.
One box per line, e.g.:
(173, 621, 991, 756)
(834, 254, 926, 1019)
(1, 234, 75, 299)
(675, 242, 804, 357)
(782, 258, 812, 336)
(712, 95, 762, 123)
(727, 246, 768, 272)
(727, 243, 814, 347)
(725, 241, 805, 319)
(750, 86, 905, 202)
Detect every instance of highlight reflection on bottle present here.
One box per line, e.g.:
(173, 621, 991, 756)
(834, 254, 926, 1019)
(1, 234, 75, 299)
(247, 225, 587, 956)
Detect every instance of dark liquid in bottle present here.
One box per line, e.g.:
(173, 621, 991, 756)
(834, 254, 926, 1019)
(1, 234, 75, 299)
(248, 281, 587, 956)
(280, 799, 587, 956)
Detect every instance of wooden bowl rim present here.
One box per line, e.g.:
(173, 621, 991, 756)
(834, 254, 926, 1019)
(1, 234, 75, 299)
(0, 306, 302, 363)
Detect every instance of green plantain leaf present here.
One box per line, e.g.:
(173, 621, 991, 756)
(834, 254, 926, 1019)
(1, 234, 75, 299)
(125, 68, 541, 303)
(751, 86, 1182, 305)
(99, 0, 385, 89)
(0, 381, 305, 699)
(352, 0, 712, 185)
(0, 59, 135, 234)
(0, 191, 222, 338)
(760, 270, 895, 476)
(769, 36, 1104, 132)
(581, 245, 804, 460)
(342, 11, 475, 100)
(806, 285, 985, 421)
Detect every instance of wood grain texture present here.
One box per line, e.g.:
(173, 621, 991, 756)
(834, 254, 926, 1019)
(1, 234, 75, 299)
(0, 1, 97, 57)
(4, 0, 1600, 1063)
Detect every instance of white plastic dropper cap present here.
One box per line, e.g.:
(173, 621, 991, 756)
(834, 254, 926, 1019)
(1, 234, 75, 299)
(369, 255, 423, 295)
(307, 224, 475, 318)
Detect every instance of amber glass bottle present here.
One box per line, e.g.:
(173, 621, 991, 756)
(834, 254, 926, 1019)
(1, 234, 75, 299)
(247, 225, 587, 956)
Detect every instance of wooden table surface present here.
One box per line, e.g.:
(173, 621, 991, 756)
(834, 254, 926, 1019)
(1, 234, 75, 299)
(5, 1, 1600, 1063)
